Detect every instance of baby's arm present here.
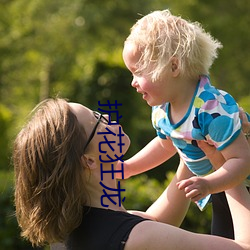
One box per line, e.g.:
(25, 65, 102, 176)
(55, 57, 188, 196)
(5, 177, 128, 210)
(119, 136, 177, 179)
(178, 132, 250, 201)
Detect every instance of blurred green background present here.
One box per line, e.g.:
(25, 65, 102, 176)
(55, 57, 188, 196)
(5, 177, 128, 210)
(0, 0, 249, 249)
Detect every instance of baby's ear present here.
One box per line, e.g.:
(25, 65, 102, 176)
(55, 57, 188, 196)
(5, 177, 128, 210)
(82, 155, 97, 169)
(171, 57, 180, 76)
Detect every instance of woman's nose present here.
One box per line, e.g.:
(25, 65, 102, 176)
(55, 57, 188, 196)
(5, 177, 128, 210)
(103, 114, 109, 121)
(104, 114, 121, 126)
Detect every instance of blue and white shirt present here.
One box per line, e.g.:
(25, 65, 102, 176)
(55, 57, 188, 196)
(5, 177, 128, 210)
(152, 75, 242, 176)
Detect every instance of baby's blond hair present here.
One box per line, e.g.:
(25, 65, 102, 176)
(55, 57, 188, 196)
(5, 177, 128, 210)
(125, 9, 222, 81)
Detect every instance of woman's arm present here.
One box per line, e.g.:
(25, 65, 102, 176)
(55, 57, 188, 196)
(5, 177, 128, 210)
(126, 113, 250, 249)
(225, 184, 250, 245)
(125, 183, 250, 250)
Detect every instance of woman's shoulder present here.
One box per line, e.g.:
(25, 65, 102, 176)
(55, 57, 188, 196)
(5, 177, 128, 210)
(66, 206, 148, 250)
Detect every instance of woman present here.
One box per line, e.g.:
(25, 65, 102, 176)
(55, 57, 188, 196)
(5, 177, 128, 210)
(13, 98, 250, 249)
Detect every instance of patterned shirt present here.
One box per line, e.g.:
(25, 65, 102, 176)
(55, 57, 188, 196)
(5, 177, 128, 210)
(152, 75, 241, 176)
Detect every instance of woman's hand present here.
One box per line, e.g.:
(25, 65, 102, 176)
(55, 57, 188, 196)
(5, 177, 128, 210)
(239, 107, 250, 140)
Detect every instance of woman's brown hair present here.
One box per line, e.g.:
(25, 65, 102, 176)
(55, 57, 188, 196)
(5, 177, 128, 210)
(13, 98, 88, 246)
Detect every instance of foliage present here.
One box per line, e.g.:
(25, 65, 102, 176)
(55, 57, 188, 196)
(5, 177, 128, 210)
(0, 171, 44, 249)
(239, 95, 250, 112)
(186, 0, 250, 101)
(0, 104, 13, 170)
(0, 0, 249, 248)
(1, 0, 249, 171)
(123, 174, 164, 211)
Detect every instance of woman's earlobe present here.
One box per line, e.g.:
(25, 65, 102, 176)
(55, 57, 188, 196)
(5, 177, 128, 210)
(82, 155, 97, 169)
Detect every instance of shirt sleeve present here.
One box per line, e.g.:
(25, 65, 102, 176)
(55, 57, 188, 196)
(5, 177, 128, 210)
(197, 90, 241, 151)
(151, 105, 170, 140)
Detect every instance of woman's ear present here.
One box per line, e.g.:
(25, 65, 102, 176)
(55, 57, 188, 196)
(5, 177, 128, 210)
(170, 57, 180, 77)
(82, 155, 97, 169)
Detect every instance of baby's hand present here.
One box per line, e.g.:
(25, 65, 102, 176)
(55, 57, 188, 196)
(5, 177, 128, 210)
(177, 176, 211, 202)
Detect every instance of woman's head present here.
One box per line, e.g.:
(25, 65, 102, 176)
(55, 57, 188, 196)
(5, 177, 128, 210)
(14, 98, 89, 246)
(68, 102, 130, 156)
(124, 9, 222, 81)
(14, 98, 130, 246)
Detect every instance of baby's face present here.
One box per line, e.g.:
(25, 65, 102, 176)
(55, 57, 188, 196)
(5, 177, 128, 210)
(123, 43, 174, 106)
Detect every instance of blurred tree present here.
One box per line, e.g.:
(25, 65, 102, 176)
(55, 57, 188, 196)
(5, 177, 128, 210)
(239, 95, 250, 111)
(0, 0, 249, 248)
(0, 105, 12, 169)
(0, 171, 44, 250)
(184, 0, 250, 100)
(1, 0, 248, 155)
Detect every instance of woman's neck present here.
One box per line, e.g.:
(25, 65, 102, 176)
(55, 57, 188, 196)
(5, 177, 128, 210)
(84, 164, 127, 212)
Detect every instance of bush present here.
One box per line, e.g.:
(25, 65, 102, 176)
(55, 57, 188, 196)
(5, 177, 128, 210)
(0, 171, 44, 250)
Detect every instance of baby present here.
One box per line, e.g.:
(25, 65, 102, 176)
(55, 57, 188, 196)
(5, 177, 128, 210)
(121, 9, 250, 214)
